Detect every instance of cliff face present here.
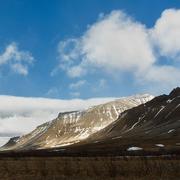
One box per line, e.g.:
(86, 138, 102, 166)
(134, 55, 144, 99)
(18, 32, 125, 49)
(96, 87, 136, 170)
(1, 94, 153, 151)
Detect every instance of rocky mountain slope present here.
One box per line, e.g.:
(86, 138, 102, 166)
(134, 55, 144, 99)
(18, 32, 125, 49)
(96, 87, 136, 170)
(1, 94, 153, 151)
(65, 87, 180, 155)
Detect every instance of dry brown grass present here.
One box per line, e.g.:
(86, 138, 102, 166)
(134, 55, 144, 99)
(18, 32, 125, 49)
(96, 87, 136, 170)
(0, 156, 179, 180)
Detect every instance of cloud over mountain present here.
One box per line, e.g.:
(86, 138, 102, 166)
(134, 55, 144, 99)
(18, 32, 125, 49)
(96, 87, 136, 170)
(0, 95, 116, 140)
(56, 9, 180, 92)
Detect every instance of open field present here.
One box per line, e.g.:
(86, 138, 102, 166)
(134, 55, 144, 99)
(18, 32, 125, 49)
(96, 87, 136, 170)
(0, 156, 180, 180)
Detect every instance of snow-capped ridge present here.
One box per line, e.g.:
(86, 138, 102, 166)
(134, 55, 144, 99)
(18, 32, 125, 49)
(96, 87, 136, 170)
(1, 94, 154, 151)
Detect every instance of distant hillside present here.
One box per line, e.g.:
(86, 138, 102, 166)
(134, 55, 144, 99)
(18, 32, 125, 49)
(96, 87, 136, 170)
(1, 94, 153, 151)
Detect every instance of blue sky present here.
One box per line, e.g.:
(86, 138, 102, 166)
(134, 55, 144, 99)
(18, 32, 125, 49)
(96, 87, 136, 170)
(0, 0, 180, 99)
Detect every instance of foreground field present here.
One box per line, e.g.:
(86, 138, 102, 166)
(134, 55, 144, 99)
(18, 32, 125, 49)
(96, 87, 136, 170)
(0, 156, 180, 180)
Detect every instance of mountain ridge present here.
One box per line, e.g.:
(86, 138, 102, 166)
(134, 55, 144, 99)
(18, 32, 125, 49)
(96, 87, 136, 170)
(1, 94, 153, 151)
(65, 87, 180, 155)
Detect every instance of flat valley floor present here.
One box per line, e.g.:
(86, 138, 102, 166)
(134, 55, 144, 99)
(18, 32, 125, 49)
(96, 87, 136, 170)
(0, 156, 180, 180)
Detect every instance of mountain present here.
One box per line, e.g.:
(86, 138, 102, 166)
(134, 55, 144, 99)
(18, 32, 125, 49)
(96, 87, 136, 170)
(1, 94, 153, 151)
(65, 87, 180, 155)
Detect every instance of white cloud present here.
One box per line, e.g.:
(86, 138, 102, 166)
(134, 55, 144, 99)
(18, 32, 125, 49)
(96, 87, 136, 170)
(80, 11, 155, 73)
(67, 65, 86, 78)
(69, 80, 86, 89)
(57, 11, 155, 76)
(56, 9, 180, 91)
(0, 95, 117, 145)
(11, 63, 28, 75)
(0, 42, 34, 75)
(142, 66, 180, 84)
(57, 38, 80, 63)
(136, 65, 180, 93)
(151, 9, 180, 59)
